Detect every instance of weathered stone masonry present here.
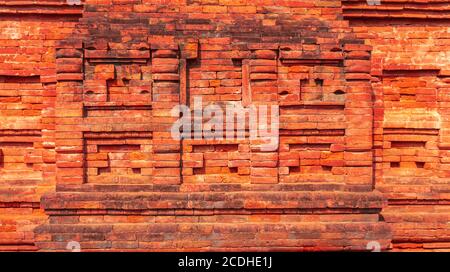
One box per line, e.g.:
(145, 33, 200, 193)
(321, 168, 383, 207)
(0, 0, 449, 251)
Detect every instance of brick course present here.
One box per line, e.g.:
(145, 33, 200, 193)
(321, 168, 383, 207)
(0, 0, 448, 251)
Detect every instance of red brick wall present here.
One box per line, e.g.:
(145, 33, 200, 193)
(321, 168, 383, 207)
(343, 0, 450, 251)
(0, 0, 448, 251)
(0, 0, 82, 251)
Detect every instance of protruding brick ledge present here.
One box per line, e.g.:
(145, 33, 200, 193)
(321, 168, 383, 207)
(35, 190, 390, 251)
(0, 1, 83, 15)
(41, 191, 387, 214)
(342, 0, 450, 19)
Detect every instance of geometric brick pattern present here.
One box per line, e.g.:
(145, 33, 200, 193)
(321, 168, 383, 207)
(0, 0, 448, 251)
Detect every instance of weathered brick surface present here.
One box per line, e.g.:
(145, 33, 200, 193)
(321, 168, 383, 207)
(0, 0, 448, 251)
(0, 0, 82, 251)
(343, 0, 450, 251)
